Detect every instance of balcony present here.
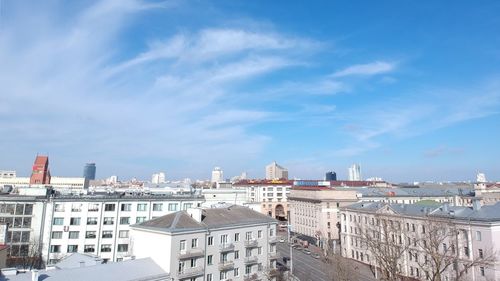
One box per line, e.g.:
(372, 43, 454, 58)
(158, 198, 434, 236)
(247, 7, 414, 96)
(244, 256, 259, 265)
(220, 243, 235, 252)
(178, 248, 205, 260)
(178, 266, 204, 279)
(218, 261, 234, 271)
(268, 237, 278, 244)
(244, 239, 258, 248)
(268, 252, 279, 260)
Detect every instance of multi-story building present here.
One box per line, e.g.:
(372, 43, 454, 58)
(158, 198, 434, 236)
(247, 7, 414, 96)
(0, 192, 205, 265)
(211, 167, 224, 184)
(265, 162, 288, 180)
(130, 205, 279, 281)
(151, 172, 166, 184)
(340, 201, 500, 281)
(233, 180, 293, 220)
(83, 163, 96, 180)
(288, 185, 475, 248)
(0, 171, 16, 179)
(348, 164, 361, 181)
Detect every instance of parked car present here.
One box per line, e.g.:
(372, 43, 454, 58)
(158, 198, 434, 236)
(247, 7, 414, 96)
(312, 253, 321, 259)
(279, 238, 285, 243)
(302, 249, 311, 255)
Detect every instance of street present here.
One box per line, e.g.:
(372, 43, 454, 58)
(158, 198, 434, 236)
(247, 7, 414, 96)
(276, 239, 377, 281)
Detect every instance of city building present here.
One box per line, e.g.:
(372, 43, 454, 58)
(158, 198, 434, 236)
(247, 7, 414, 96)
(201, 188, 248, 208)
(340, 201, 500, 281)
(0, 192, 204, 266)
(0, 171, 16, 179)
(151, 172, 166, 184)
(348, 164, 361, 181)
(265, 162, 288, 180)
(130, 205, 279, 281)
(83, 163, 96, 180)
(30, 156, 51, 185)
(325, 171, 337, 181)
(233, 179, 293, 221)
(211, 167, 224, 184)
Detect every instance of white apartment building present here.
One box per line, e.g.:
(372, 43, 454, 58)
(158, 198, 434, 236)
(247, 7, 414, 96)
(265, 162, 288, 180)
(211, 167, 224, 184)
(0, 192, 204, 266)
(152, 172, 166, 184)
(348, 164, 361, 181)
(288, 186, 475, 249)
(340, 201, 500, 281)
(0, 171, 16, 178)
(233, 180, 292, 220)
(131, 205, 279, 281)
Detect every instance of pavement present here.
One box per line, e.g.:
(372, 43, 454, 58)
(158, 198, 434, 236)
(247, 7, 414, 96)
(276, 232, 377, 281)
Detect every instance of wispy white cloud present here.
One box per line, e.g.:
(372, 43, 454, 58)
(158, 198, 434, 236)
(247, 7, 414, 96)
(332, 61, 396, 78)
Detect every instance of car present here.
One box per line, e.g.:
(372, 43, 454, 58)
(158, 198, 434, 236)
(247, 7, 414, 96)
(302, 249, 311, 255)
(312, 253, 321, 259)
(279, 238, 285, 243)
(292, 244, 300, 249)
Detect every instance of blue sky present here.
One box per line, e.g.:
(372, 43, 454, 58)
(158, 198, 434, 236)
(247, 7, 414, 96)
(0, 0, 499, 182)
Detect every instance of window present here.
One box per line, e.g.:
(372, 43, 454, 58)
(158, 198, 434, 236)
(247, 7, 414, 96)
(479, 249, 484, 258)
(206, 274, 212, 281)
(246, 248, 252, 257)
(54, 204, 65, 212)
(180, 240, 186, 251)
(121, 204, 131, 211)
(117, 244, 128, 252)
(71, 203, 82, 212)
(246, 231, 252, 241)
(119, 230, 129, 238)
(87, 217, 98, 225)
(168, 203, 178, 211)
(207, 255, 213, 265)
(464, 247, 470, 257)
(480, 267, 485, 276)
(183, 203, 193, 210)
(220, 234, 228, 244)
(258, 247, 262, 255)
(69, 231, 79, 239)
(104, 204, 115, 211)
(220, 253, 228, 262)
(234, 250, 239, 259)
(51, 231, 62, 239)
(136, 217, 146, 223)
(101, 244, 112, 252)
(153, 203, 163, 211)
(67, 245, 78, 253)
(220, 271, 227, 280)
(258, 230, 262, 238)
(476, 231, 482, 241)
(86, 231, 96, 239)
(53, 218, 64, 225)
(190, 258, 196, 267)
(103, 217, 114, 225)
(269, 228, 274, 237)
(88, 203, 99, 212)
(84, 245, 95, 253)
(120, 217, 130, 225)
(235, 233, 240, 242)
(192, 238, 198, 248)
(137, 203, 147, 211)
(50, 245, 61, 253)
(245, 265, 251, 274)
(102, 231, 113, 238)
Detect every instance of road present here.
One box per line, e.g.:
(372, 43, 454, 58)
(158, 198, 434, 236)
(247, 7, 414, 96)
(276, 240, 377, 281)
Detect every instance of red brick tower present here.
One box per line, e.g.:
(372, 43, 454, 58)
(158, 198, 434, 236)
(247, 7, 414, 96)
(29, 155, 51, 184)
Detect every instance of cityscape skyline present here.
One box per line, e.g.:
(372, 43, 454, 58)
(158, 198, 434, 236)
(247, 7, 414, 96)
(1, 1, 499, 182)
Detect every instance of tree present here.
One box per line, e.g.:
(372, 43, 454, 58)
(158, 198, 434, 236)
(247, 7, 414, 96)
(359, 214, 411, 281)
(7, 238, 44, 270)
(415, 218, 497, 281)
(321, 247, 359, 281)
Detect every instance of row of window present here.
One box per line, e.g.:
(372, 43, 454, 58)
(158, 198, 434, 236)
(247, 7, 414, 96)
(50, 243, 128, 253)
(53, 216, 150, 226)
(0, 203, 34, 215)
(54, 202, 194, 212)
(51, 230, 129, 239)
(0, 216, 32, 228)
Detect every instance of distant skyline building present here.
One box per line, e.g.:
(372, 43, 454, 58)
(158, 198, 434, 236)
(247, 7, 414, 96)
(30, 155, 51, 184)
(83, 163, 96, 180)
(0, 170, 16, 178)
(325, 171, 337, 181)
(151, 172, 166, 184)
(266, 161, 289, 180)
(211, 167, 223, 183)
(348, 164, 361, 181)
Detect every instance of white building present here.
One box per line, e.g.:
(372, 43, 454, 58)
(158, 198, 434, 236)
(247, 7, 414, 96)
(348, 164, 361, 181)
(340, 201, 500, 281)
(130, 205, 279, 281)
(0, 170, 16, 178)
(211, 167, 224, 184)
(265, 162, 288, 180)
(201, 188, 248, 208)
(152, 172, 166, 184)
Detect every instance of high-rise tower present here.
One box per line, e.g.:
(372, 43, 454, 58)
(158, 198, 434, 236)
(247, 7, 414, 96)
(30, 155, 51, 184)
(83, 163, 96, 180)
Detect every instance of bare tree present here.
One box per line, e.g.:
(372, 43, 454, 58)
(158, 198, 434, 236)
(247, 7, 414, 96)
(7, 238, 44, 270)
(359, 214, 411, 281)
(321, 247, 359, 281)
(415, 218, 497, 281)
(262, 266, 287, 281)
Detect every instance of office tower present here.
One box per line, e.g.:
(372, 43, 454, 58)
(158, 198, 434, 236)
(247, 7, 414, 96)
(211, 167, 224, 183)
(325, 171, 337, 181)
(348, 164, 361, 181)
(83, 163, 96, 180)
(30, 155, 51, 184)
(151, 172, 166, 184)
(265, 161, 288, 180)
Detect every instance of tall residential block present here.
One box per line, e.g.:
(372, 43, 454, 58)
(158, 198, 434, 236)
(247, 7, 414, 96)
(265, 161, 288, 180)
(83, 163, 96, 180)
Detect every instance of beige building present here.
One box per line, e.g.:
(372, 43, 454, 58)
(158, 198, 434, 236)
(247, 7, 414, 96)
(265, 162, 288, 180)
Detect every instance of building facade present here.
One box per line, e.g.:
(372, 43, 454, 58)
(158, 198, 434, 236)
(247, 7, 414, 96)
(265, 162, 288, 180)
(131, 205, 279, 281)
(83, 163, 96, 180)
(340, 201, 500, 281)
(211, 167, 224, 184)
(348, 164, 361, 181)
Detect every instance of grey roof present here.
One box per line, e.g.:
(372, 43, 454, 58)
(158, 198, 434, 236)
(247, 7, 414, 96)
(0, 258, 168, 281)
(343, 201, 500, 222)
(132, 205, 277, 233)
(342, 187, 474, 197)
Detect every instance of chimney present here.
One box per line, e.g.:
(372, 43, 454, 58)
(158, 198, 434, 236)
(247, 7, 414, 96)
(32, 270, 39, 281)
(473, 199, 482, 211)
